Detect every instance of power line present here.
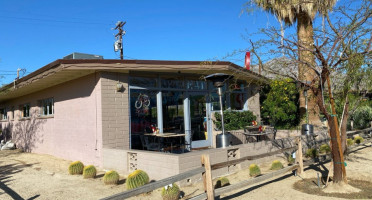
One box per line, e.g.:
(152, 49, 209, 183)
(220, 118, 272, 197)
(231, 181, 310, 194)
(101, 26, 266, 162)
(113, 21, 126, 60)
(0, 15, 111, 25)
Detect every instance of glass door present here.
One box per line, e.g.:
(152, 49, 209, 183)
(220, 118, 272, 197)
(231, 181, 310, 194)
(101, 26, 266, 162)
(187, 92, 211, 148)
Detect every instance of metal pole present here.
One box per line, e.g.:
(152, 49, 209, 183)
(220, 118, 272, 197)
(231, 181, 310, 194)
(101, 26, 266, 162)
(218, 87, 225, 135)
(304, 90, 308, 124)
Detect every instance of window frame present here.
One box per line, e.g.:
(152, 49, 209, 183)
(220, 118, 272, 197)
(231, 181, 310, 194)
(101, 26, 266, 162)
(20, 103, 31, 118)
(0, 107, 7, 120)
(39, 98, 54, 116)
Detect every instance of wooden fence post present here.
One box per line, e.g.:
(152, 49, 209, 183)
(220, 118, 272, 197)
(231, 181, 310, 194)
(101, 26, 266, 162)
(201, 154, 215, 200)
(295, 137, 304, 176)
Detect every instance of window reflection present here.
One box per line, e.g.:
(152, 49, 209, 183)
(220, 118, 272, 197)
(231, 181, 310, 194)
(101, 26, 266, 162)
(187, 80, 206, 90)
(210, 92, 226, 111)
(162, 91, 184, 133)
(130, 77, 157, 88)
(161, 78, 184, 89)
(130, 89, 157, 134)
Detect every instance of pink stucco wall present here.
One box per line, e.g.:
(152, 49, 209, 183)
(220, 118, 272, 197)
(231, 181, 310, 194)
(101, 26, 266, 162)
(0, 73, 103, 166)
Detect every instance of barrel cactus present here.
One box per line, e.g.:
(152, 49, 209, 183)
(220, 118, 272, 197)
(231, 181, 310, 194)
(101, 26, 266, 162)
(354, 136, 364, 144)
(270, 160, 283, 170)
(319, 144, 331, 154)
(161, 183, 181, 200)
(305, 148, 318, 158)
(249, 164, 261, 177)
(103, 170, 120, 185)
(83, 165, 97, 179)
(214, 177, 230, 189)
(126, 169, 150, 190)
(347, 138, 354, 146)
(68, 161, 84, 175)
(287, 154, 295, 165)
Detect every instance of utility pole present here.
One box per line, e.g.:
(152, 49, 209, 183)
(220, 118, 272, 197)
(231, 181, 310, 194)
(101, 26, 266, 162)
(114, 21, 126, 60)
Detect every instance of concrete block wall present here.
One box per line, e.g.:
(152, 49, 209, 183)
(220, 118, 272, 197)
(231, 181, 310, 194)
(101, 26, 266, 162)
(100, 72, 130, 150)
(102, 132, 332, 186)
(0, 73, 102, 166)
(247, 84, 261, 122)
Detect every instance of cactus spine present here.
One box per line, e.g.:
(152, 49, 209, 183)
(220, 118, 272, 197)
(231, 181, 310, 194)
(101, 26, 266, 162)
(249, 164, 261, 177)
(287, 154, 295, 165)
(347, 138, 354, 146)
(270, 160, 284, 170)
(354, 136, 364, 144)
(103, 170, 120, 185)
(319, 144, 331, 154)
(126, 169, 150, 190)
(161, 183, 181, 200)
(68, 161, 84, 175)
(83, 165, 97, 178)
(214, 177, 230, 189)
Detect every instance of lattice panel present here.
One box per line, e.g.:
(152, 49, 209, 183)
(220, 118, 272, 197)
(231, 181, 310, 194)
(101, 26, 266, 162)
(227, 148, 240, 172)
(128, 152, 138, 172)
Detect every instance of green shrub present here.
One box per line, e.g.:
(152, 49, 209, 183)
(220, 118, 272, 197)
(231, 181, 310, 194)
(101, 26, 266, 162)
(352, 106, 372, 129)
(68, 161, 84, 175)
(354, 136, 364, 144)
(161, 183, 180, 200)
(126, 169, 150, 190)
(103, 170, 120, 185)
(319, 144, 331, 154)
(249, 164, 261, 176)
(214, 110, 256, 131)
(347, 138, 354, 146)
(305, 148, 318, 158)
(214, 177, 230, 189)
(83, 165, 97, 179)
(260, 78, 300, 129)
(270, 160, 284, 170)
(287, 154, 295, 165)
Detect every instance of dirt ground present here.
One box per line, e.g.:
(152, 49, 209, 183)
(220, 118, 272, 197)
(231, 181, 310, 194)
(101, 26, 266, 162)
(1, 143, 371, 200)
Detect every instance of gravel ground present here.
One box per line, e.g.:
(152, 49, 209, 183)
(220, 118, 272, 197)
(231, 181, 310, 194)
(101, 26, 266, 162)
(1, 143, 371, 200)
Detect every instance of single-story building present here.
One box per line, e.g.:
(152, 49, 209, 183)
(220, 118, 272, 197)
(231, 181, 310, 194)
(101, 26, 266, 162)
(0, 56, 268, 180)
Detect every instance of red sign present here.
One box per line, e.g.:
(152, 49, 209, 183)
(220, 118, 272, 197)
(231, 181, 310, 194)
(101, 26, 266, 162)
(245, 52, 250, 70)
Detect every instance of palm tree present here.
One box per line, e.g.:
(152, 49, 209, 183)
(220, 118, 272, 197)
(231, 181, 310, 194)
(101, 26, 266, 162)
(254, 0, 337, 126)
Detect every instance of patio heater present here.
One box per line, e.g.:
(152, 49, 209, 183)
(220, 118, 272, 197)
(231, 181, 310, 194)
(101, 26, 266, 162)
(205, 73, 233, 148)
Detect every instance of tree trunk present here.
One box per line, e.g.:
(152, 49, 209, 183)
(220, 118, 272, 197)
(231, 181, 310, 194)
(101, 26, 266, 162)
(328, 116, 344, 183)
(341, 97, 349, 155)
(297, 11, 322, 127)
(314, 73, 346, 184)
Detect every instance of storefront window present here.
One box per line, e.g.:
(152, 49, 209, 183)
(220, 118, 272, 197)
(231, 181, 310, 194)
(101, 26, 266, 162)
(187, 80, 207, 90)
(211, 93, 227, 111)
(161, 78, 184, 89)
(130, 89, 157, 134)
(229, 82, 246, 110)
(130, 77, 157, 88)
(230, 93, 245, 110)
(162, 91, 184, 133)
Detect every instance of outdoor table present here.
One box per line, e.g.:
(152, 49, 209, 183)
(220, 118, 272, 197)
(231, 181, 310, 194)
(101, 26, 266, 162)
(144, 133, 186, 152)
(243, 126, 275, 142)
(243, 132, 272, 142)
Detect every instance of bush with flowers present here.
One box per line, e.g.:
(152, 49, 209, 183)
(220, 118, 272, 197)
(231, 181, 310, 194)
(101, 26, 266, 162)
(260, 78, 300, 129)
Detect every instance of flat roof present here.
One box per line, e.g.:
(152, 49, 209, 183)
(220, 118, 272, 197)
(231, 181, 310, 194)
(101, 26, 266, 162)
(0, 59, 268, 102)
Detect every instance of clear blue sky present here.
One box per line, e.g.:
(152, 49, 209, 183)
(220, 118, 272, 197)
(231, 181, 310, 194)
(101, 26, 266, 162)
(0, 0, 287, 84)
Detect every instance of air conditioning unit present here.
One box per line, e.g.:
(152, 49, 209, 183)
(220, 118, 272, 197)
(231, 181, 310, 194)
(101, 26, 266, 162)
(63, 52, 103, 60)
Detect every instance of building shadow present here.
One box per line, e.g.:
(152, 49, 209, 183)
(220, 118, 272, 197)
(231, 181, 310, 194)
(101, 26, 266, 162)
(0, 161, 38, 200)
(11, 111, 46, 152)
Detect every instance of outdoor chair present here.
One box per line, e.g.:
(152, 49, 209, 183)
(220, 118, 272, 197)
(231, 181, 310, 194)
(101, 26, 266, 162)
(139, 135, 160, 151)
